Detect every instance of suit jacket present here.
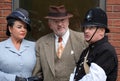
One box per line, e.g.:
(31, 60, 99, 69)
(0, 38, 36, 81)
(33, 29, 87, 81)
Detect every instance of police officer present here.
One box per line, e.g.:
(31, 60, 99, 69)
(70, 7, 118, 81)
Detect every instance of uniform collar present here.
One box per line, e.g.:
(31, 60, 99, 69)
(89, 36, 108, 49)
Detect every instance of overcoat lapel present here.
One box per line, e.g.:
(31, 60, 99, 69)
(44, 34, 55, 76)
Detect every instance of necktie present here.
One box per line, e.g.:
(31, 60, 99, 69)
(57, 37, 64, 58)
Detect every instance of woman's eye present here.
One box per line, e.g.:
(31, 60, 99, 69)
(17, 26, 21, 29)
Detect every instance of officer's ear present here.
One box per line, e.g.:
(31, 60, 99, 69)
(98, 28, 105, 35)
(101, 28, 105, 33)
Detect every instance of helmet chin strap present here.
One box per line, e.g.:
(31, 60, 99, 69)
(87, 27, 98, 43)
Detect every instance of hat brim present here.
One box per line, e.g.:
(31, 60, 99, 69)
(45, 14, 73, 19)
(82, 23, 110, 33)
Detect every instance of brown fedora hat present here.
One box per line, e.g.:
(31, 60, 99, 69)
(45, 5, 73, 19)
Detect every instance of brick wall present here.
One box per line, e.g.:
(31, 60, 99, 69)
(0, 0, 11, 41)
(0, 0, 120, 81)
(107, 0, 120, 81)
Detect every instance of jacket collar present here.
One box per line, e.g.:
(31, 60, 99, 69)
(5, 38, 30, 55)
(89, 36, 108, 49)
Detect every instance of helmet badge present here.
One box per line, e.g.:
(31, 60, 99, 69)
(86, 10, 92, 22)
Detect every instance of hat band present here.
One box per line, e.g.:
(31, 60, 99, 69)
(11, 12, 30, 24)
(48, 12, 67, 17)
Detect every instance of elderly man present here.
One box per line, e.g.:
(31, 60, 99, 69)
(33, 5, 86, 81)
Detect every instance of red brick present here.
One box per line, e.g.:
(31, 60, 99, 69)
(2, 10, 11, 16)
(0, 17, 6, 24)
(106, 5, 112, 12)
(0, 24, 7, 31)
(0, 37, 7, 42)
(109, 33, 120, 40)
(116, 48, 120, 55)
(109, 27, 120, 33)
(117, 71, 119, 77)
(113, 19, 120, 26)
(107, 12, 120, 19)
(2, 24, 7, 31)
(117, 59, 120, 74)
(117, 69, 120, 78)
(113, 5, 120, 12)
(0, 10, 2, 16)
(107, 0, 120, 5)
(108, 19, 113, 26)
(117, 76, 119, 81)
(0, 24, 3, 31)
(110, 40, 120, 48)
(0, 31, 7, 38)
(0, 3, 11, 10)
(0, 0, 11, 3)
(117, 55, 120, 62)
(107, 5, 120, 12)
(118, 62, 120, 70)
(0, 10, 11, 17)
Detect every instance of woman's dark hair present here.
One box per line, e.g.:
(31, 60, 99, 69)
(6, 19, 16, 36)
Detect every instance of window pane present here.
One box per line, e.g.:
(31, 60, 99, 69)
(19, 0, 100, 41)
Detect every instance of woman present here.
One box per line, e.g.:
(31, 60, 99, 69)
(0, 8, 36, 81)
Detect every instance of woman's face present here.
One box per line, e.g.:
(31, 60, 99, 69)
(9, 20, 27, 40)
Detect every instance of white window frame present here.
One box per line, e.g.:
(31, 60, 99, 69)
(12, 0, 19, 11)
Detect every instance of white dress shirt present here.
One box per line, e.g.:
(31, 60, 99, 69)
(55, 29, 70, 52)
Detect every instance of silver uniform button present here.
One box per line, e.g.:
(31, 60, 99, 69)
(75, 73, 78, 76)
(79, 67, 81, 70)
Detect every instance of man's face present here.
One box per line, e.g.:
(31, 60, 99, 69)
(48, 18, 69, 36)
(84, 26, 105, 43)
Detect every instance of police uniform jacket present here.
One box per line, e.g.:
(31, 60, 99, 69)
(74, 36, 118, 81)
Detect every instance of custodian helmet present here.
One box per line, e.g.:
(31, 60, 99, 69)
(82, 7, 109, 33)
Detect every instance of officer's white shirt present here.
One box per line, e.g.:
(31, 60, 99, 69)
(69, 63, 107, 81)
